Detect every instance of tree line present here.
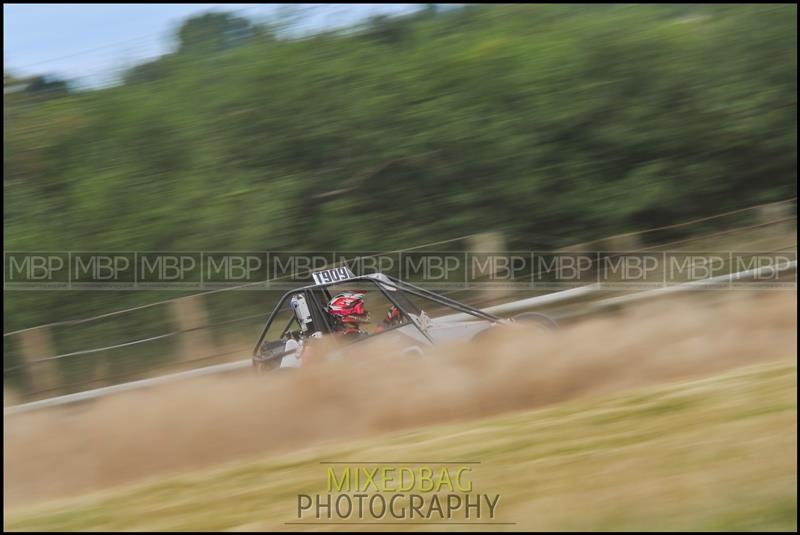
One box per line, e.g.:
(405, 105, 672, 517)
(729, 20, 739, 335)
(4, 3, 797, 340)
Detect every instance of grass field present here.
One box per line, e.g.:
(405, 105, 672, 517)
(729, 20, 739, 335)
(5, 359, 796, 532)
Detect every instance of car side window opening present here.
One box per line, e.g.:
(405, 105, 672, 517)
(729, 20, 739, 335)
(262, 295, 299, 344)
(260, 281, 411, 347)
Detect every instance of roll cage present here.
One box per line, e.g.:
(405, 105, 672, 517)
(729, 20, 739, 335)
(251, 273, 504, 359)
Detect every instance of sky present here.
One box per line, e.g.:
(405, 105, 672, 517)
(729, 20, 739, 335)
(4, 4, 423, 86)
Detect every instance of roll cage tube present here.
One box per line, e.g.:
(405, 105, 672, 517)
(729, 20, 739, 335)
(252, 275, 505, 357)
(371, 280, 434, 344)
(252, 292, 293, 357)
(368, 274, 505, 324)
(251, 289, 335, 357)
(306, 288, 334, 332)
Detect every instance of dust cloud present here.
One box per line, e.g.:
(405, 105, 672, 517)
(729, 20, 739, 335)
(4, 291, 796, 507)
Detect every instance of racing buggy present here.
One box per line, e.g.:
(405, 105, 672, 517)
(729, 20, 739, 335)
(252, 266, 557, 372)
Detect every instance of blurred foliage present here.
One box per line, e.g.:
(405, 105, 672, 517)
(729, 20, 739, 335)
(176, 12, 259, 53)
(3, 4, 797, 337)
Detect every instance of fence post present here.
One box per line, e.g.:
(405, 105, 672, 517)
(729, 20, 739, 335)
(4, 388, 21, 407)
(468, 232, 511, 300)
(170, 295, 214, 363)
(18, 327, 61, 398)
(756, 200, 795, 234)
(602, 233, 642, 252)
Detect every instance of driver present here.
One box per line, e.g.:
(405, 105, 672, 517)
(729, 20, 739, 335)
(326, 291, 370, 337)
(375, 305, 403, 333)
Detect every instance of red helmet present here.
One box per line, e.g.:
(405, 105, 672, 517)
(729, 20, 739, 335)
(326, 291, 369, 327)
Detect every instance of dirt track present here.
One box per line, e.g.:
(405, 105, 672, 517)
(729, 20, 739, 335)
(4, 290, 797, 507)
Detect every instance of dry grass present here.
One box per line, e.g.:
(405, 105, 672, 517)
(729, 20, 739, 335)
(4, 293, 796, 494)
(3, 290, 797, 530)
(4, 360, 796, 531)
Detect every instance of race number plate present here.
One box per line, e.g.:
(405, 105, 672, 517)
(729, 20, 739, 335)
(311, 266, 356, 285)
